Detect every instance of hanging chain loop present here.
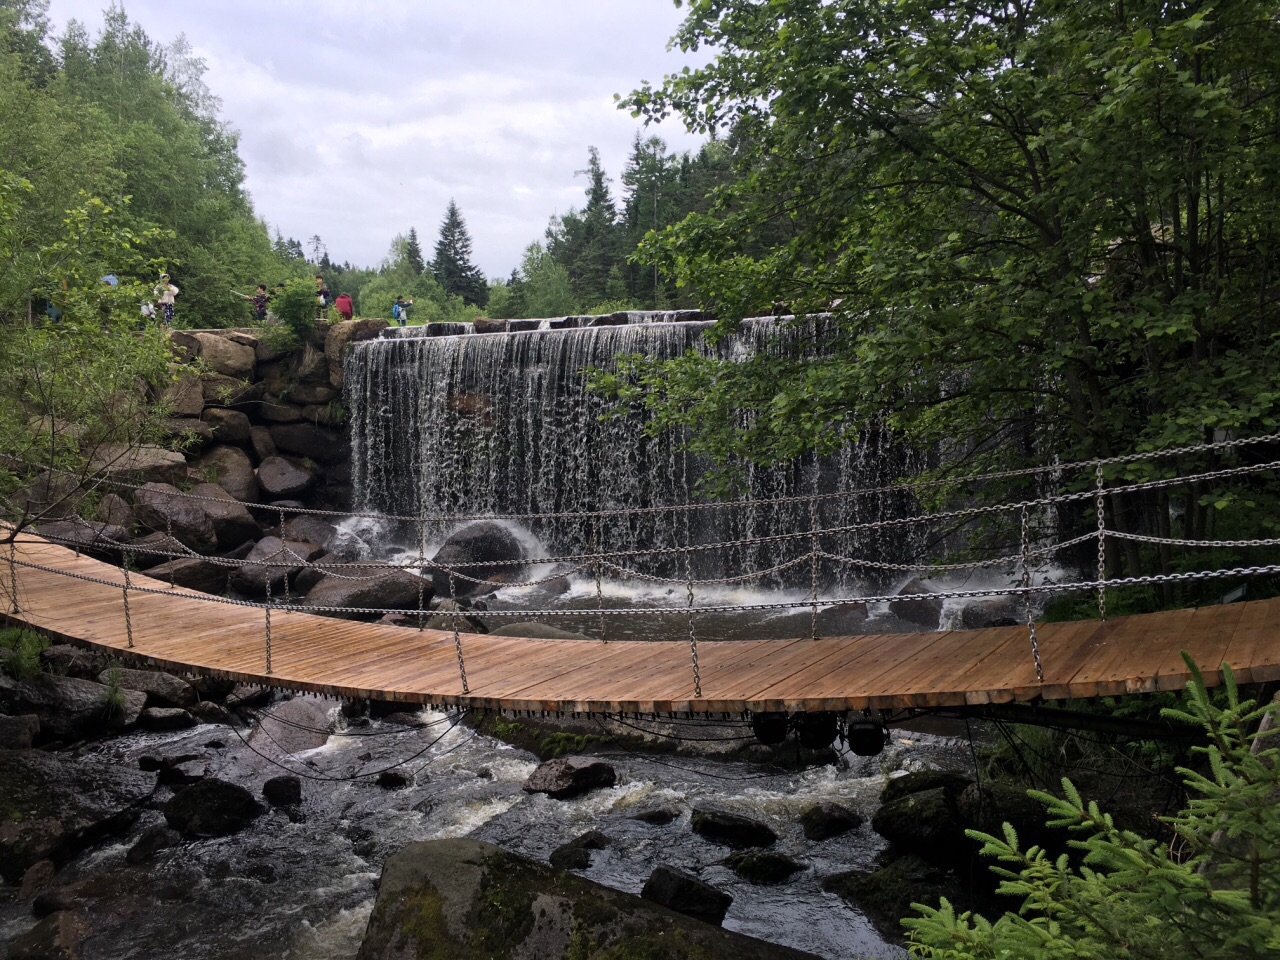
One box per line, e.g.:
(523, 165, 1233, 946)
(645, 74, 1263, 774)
(1020, 506, 1042, 681)
(449, 569, 469, 693)
(122, 548, 135, 649)
(1095, 463, 1108, 622)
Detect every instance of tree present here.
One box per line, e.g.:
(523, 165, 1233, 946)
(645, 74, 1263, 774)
(617, 0, 1280, 574)
(404, 227, 425, 275)
(519, 242, 576, 317)
(546, 146, 624, 306)
(431, 200, 487, 307)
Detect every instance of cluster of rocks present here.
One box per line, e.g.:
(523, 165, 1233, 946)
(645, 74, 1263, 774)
(520, 755, 863, 929)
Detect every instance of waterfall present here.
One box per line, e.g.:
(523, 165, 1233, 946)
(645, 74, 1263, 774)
(345, 317, 923, 586)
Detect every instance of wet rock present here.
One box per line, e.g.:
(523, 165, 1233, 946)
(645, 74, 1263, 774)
(249, 425, 277, 463)
(156, 759, 206, 786)
(190, 482, 259, 549)
(33, 519, 128, 563)
(194, 445, 258, 503)
(0, 750, 156, 882)
(641, 864, 733, 926)
(472, 317, 508, 334)
(97, 667, 196, 709)
(190, 701, 234, 726)
(871, 787, 968, 866)
(726, 849, 804, 885)
(303, 571, 429, 617)
(126, 824, 181, 865)
(630, 808, 680, 826)
(326, 318, 389, 388)
(138, 707, 197, 732)
(430, 520, 528, 599)
(376, 770, 410, 790)
(38, 645, 110, 681)
(263, 775, 302, 807)
(164, 780, 263, 838)
(823, 853, 970, 944)
(691, 808, 778, 848)
(18, 858, 56, 901)
(488, 621, 594, 641)
(189, 675, 237, 702)
(816, 601, 869, 633)
(799, 801, 863, 841)
(548, 830, 610, 871)
(523, 756, 617, 800)
(268, 422, 347, 464)
(126, 532, 186, 569)
(955, 782, 1062, 856)
(226, 684, 274, 709)
(889, 578, 944, 629)
(6, 909, 87, 960)
(0, 673, 144, 740)
(959, 597, 1022, 629)
(247, 696, 331, 755)
(133, 482, 217, 553)
(141, 556, 225, 593)
(280, 515, 344, 554)
(880, 769, 972, 805)
(293, 551, 339, 594)
(0, 714, 40, 749)
(256, 455, 314, 499)
(200, 407, 252, 445)
(93, 493, 135, 530)
(229, 536, 324, 595)
(357, 838, 814, 960)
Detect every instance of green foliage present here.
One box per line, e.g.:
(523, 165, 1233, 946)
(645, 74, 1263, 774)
(99, 664, 125, 720)
(0, 627, 47, 680)
(905, 657, 1280, 958)
(272, 277, 319, 342)
(432, 200, 487, 307)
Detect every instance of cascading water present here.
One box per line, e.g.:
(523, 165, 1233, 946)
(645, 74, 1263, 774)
(346, 316, 925, 592)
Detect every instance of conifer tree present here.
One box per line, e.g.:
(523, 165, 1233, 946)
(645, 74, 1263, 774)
(431, 200, 486, 306)
(405, 227, 425, 275)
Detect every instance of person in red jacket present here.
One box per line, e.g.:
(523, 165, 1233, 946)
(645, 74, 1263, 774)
(334, 292, 354, 321)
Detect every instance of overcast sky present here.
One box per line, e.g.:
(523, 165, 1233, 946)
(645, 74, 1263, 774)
(44, 1, 711, 277)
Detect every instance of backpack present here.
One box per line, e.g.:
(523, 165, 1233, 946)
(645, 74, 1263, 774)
(392, 303, 401, 319)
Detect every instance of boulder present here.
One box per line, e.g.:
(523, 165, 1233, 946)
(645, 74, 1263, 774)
(0, 750, 156, 882)
(125, 824, 181, 865)
(202, 375, 263, 406)
(257, 456, 315, 499)
(97, 667, 196, 708)
(889, 578, 944, 629)
(190, 332, 255, 378)
(376, 770, 410, 790)
(160, 417, 214, 452)
(630, 808, 680, 826)
(301, 402, 345, 426)
(640, 865, 733, 927)
(190, 482, 259, 549)
(39, 645, 110, 681)
(190, 700, 234, 726)
(356, 839, 815, 960)
(229, 537, 324, 596)
(871, 786, 968, 866)
(487, 621, 595, 641)
(548, 830, 610, 871)
(303, 571, 429, 615)
(88, 444, 187, 485)
(18, 858, 56, 901)
(725, 849, 804, 885)
(94, 493, 135, 530)
(472, 317, 509, 334)
(289, 383, 338, 404)
(164, 779, 263, 838)
(126, 532, 187, 568)
(281, 515, 339, 550)
(5, 910, 87, 960)
(268, 423, 347, 464)
(291, 345, 329, 382)
(194, 445, 258, 503)
(522, 756, 617, 800)
(249, 425, 277, 463)
(0, 673, 145, 740)
(430, 520, 528, 599)
(799, 801, 863, 841)
(246, 696, 331, 755)
(691, 808, 778, 849)
(138, 707, 197, 731)
(822, 853, 971, 944)
(255, 337, 290, 364)
(0, 714, 40, 749)
(294, 551, 339, 594)
(263, 775, 302, 807)
(159, 370, 205, 416)
(955, 782, 1063, 857)
(880, 769, 973, 805)
(325, 318, 388, 388)
(33, 519, 128, 563)
(959, 597, 1022, 630)
(133, 482, 217, 553)
(257, 400, 306, 424)
(142, 556, 226, 594)
(201, 408, 252, 445)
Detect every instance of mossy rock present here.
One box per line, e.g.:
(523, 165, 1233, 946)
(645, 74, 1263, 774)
(725, 849, 804, 885)
(879, 769, 972, 805)
(822, 854, 972, 945)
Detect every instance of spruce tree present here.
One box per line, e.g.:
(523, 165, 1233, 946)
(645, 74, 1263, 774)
(431, 200, 487, 306)
(405, 227, 425, 275)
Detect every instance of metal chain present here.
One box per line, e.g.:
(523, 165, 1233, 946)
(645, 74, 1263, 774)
(263, 566, 273, 675)
(416, 517, 427, 631)
(121, 548, 135, 648)
(592, 519, 606, 642)
(685, 543, 701, 698)
(8, 540, 18, 613)
(449, 570, 469, 693)
(810, 495, 820, 640)
(1095, 463, 1107, 622)
(164, 514, 176, 589)
(1020, 507, 1042, 681)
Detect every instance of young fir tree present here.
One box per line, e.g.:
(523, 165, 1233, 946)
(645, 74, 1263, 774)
(431, 200, 486, 306)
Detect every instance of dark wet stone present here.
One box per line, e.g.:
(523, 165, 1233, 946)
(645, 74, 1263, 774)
(138, 707, 198, 732)
(549, 830, 610, 871)
(799, 801, 863, 841)
(376, 770, 410, 790)
(263, 775, 302, 807)
(641, 864, 732, 926)
(691, 808, 777, 849)
(523, 756, 617, 800)
(630, 808, 680, 826)
(164, 780, 263, 838)
(726, 849, 804, 885)
(126, 824, 181, 865)
(880, 770, 972, 805)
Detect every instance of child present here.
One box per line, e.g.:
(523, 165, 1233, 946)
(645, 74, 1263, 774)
(153, 274, 179, 325)
(237, 284, 271, 323)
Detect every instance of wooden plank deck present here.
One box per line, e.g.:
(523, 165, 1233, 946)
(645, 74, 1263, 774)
(5, 534, 1279, 714)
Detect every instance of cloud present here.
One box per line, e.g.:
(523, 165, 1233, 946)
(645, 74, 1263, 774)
(45, 0, 711, 276)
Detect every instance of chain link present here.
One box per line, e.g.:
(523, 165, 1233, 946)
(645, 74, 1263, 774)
(8, 539, 17, 613)
(1095, 463, 1107, 622)
(448, 570, 469, 693)
(1020, 507, 1042, 681)
(263, 568, 273, 675)
(121, 548, 135, 649)
(592, 519, 606, 642)
(809, 495, 820, 641)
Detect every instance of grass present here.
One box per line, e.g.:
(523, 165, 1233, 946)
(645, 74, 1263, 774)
(0, 627, 48, 681)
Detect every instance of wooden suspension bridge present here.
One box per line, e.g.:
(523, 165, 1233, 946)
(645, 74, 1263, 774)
(5, 533, 1278, 716)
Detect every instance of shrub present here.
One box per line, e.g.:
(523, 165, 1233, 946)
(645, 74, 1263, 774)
(0, 627, 47, 680)
(905, 656, 1280, 958)
(271, 278, 319, 343)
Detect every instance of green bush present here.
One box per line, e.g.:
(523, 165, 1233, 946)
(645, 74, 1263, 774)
(0, 628, 48, 680)
(271, 278, 319, 342)
(905, 656, 1280, 958)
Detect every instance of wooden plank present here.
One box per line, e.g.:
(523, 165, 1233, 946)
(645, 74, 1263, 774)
(1219, 600, 1280, 684)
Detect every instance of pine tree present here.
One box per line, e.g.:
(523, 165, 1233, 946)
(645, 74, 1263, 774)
(405, 227, 425, 275)
(431, 200, 487, 306)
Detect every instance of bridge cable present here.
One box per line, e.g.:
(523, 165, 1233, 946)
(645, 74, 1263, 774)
(809, 493, 821, 641)
(121, 547, 135, 649)
(448, 570, 469, 693)
(263, 567, 273, 675)
(8, 540, 18, 613)
(1095, 463, 1108, 622)
(1019, 505, 1042, 681)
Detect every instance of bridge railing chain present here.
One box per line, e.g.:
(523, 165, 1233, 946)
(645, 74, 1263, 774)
(1020, 506, 1042, 682)
(1096, 463, 1107, 622)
